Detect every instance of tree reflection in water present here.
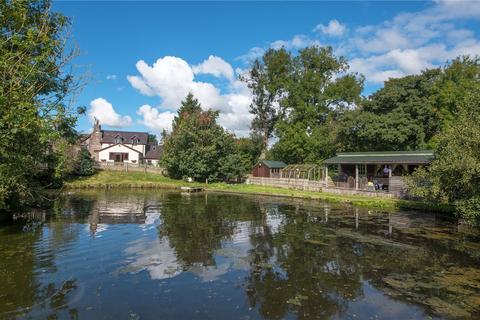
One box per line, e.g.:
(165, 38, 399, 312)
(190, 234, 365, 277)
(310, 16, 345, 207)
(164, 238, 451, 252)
(0, 190, 478, 319)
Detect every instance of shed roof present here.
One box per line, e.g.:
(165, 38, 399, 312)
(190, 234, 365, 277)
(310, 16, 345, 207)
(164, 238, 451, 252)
(323, 150, 434, 165)
(259, 160, 287, 168)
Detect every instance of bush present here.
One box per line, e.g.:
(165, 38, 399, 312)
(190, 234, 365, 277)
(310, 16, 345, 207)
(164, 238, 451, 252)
(75, 148, 95, 176)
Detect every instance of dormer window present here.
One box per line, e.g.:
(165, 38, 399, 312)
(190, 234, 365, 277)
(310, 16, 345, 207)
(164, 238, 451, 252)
(131, 136, 138, 145)
(114, 135, 123, 144)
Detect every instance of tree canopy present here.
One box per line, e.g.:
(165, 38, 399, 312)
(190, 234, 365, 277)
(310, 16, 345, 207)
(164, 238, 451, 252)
(406, 88, 480, 224)
(161, 93, 250, 182)
(0, 0, 82, 212)
(337, 56, 480, 152)
(243, 46, 364, 164)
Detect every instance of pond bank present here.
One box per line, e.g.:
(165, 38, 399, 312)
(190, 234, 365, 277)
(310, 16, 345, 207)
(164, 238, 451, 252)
(64, 171, 453, 213)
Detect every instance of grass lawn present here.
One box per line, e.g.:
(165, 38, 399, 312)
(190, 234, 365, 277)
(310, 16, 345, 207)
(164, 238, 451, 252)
(65, 170, 453, 213)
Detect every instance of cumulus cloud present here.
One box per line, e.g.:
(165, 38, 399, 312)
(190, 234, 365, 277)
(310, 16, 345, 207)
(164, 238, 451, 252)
(192, 55, 234, 80)
(128, 56, 253, 136)
(137, 105, 176, 133)
(313, 20, 347, 37)
(88, 98, 132, 127)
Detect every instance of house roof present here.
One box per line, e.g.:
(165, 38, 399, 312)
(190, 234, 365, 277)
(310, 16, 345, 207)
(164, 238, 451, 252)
(323, 150, 434, 165)
(259, 160, 287, 168)
(96, 143, 143, 154)
(145, 145, 163, 159)
(101, 130, 149, 144)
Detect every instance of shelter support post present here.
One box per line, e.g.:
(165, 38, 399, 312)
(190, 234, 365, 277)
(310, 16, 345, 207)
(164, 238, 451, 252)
(355, 164, 359, 190)
(324, 166, 328, 187)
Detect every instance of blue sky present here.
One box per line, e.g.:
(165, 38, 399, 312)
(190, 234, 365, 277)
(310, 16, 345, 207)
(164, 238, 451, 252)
(54, 1, 480, 137)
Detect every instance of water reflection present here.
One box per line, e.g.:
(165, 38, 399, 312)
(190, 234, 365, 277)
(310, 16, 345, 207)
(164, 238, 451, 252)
(0, 190, 478, 319)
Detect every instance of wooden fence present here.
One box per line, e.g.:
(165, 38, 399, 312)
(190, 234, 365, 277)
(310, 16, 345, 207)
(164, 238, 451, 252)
(95, 162, 166, 175)
(248, 177, 324, 192)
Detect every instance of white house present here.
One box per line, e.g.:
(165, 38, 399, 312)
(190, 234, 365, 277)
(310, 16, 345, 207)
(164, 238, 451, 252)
(81, 119, 162, 165)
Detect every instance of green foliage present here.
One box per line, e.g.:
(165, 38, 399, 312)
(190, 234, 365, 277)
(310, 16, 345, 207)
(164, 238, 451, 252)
(243, 46, 363, 163)
(235, 134, 263, 167)
(0, 0, 80, 212)
(406, 89, 480, 224)
(218, 153, 251, 182)
(241, 48, 292, 157)
(75, 148, 95, 176)
(161, 94, 249, 182)
(337, 57, 480, 152)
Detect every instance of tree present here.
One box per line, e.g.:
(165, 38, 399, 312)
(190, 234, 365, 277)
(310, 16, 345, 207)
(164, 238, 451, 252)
(406, 88, 480, 225)
(235, 134, 263, 167)
(272, 46, 364, 163)
(161, 94, 248, 182)
(75, 148, 95, 176)
(241, 48, 292, 159)
(0, 0, 81, 212)
(337, 57, 480, 152)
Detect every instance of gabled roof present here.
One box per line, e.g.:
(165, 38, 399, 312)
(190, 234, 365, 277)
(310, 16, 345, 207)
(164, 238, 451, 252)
(96, 143, 143, 154)
(323, 150, 434, 165)
(101, 130, 149, 144)
(145, 145, 163, 159)
(259, 160, 287, 169)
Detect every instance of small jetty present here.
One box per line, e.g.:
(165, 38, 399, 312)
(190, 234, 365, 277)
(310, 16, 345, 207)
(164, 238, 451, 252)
(180, 186, 204, 193)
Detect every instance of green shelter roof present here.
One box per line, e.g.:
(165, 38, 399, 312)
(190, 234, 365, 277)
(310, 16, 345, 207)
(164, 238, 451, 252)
(260, 160, 287, 168)
(323, 150, 434, 165)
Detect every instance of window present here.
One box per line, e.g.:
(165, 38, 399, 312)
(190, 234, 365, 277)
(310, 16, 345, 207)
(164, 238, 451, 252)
(358, 164, 367, 177)
(114, 136, 123, 144)
(147, 160, 152, 164)
(131, 136, 138, 145)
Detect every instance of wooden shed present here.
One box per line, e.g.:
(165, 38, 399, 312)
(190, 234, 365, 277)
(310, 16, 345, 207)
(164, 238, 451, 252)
(252, 160, 287, 178)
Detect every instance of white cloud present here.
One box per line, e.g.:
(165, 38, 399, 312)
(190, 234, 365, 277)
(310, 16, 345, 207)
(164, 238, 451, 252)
(192, 55, 234, 80)
(137, 105, 175, 133)
(271, 34, 321, 50)
(346, 0, 480, 83)
(128, 56, 253, 136)
(88, 98, 132, 128)
(237, 0, 480, 85)
(106, 74, 117, 80)
(236, 46, 265, 64)
(313, 20, 347, 37)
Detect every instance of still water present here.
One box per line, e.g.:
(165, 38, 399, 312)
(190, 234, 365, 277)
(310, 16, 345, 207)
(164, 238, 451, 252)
(0, 190, 479, 320)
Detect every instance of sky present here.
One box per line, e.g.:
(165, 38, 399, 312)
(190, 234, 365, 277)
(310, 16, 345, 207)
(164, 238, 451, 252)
(54, 1, 480, 137)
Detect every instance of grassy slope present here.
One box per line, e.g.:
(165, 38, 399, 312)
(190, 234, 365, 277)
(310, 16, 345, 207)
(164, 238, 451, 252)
(65, 170, 453, 213)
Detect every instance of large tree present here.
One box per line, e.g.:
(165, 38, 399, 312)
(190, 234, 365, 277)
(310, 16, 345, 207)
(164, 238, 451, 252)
(0, 0, 82, 212)
(242, 48, 292, 159)
(161, 94, 249, 182)
(271, 46, 364, 163)
(406, 88, 480, 225)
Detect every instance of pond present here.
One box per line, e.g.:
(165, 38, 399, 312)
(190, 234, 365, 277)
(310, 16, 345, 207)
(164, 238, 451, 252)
(0, 190, 479, 320)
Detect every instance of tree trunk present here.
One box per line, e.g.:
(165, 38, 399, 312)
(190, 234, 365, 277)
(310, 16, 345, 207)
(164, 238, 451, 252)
(259, 133, 269, 160)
